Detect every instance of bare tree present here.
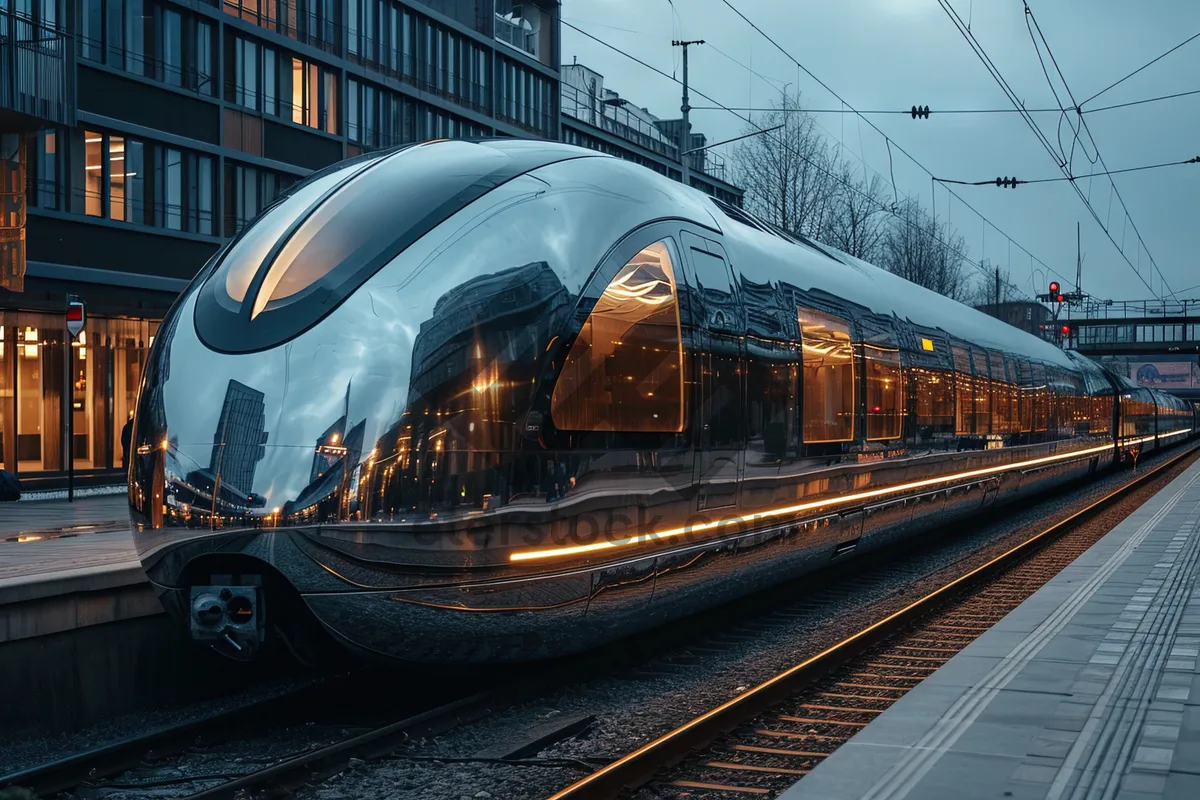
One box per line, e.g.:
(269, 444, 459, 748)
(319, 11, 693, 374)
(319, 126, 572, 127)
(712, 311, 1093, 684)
(732, 93, 840, 241)
(881, 198, 970, 300)
(824, 162, 889, 263)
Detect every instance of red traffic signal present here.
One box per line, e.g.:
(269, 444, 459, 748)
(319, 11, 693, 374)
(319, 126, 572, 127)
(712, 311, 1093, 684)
(1049, 281, 1060, 294)
(1057, 294, 1065, 303)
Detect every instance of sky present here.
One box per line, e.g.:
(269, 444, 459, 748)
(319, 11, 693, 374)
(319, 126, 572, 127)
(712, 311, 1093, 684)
(560, 0, 1200, 304)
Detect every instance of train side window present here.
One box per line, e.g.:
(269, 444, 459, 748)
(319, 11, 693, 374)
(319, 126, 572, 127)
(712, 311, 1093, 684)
(1016, 358, 1034, 433)
(798, 308, 855, 443)
(746, 341, 799, 459)
(1032, 362, 1049, 432)
(550, 241, 685, 433)
(865, 345, 902, 440)
(952, 346, 973, 435)
(990, 351, 1014, 434)
(915, 366, 955, 437)
(972, 350, 992, 435)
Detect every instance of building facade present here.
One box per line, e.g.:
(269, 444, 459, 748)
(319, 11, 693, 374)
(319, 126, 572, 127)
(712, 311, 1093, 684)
(559, 61, 742, 206)
(1, 0, 742, 488)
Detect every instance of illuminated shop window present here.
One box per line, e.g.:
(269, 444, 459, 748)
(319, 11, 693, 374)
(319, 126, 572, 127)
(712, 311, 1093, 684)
(551, 241, 684, 433)
(799, 308, 855, 443)
(865, 344, 902, 440)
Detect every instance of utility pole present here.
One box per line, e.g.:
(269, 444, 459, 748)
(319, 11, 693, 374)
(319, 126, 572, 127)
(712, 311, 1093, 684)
(994, 264, 1001, 308)
(672, 39, 704, 190)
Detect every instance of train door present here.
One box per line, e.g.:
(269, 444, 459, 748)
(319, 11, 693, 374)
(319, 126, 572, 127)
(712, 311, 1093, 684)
(682, 233, 744, 512)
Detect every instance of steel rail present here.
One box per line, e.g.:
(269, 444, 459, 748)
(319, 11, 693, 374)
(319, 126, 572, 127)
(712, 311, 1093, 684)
(180, 689, 502, 800)
(544, 440, 1200, 800)
(0, 675, 343, 797)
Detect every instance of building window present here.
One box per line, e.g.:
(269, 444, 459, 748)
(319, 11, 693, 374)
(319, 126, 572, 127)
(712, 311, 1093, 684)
(290, 57, 337, 133)
(0, 314, 159, 475)
(799, 308, 855, 443)
(228, 35, 278, 114)
(347, 78, 416, 149)
(27, 129, 64, 210)
(223, 162, 297, 236)
(161, 8, 182, 86)
(81, 0, 214, 94)
(865, 344, 902, 440)
(552, 241, 684, 433)
(76, 129, 215, 234)
(85, 130, 103, 216)
(79, 0, 103, 61)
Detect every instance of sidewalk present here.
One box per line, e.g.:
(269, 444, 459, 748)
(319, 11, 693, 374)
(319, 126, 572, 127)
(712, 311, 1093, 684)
(0, 495, 129, 538)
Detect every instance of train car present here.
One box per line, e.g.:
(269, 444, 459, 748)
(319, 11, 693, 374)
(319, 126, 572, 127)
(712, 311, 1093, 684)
(128, 139, 1195, 665)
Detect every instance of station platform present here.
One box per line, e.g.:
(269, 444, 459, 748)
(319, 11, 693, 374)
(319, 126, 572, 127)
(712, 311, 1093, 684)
(783, 456, 1200, 800)
(0, 494, 151, 644)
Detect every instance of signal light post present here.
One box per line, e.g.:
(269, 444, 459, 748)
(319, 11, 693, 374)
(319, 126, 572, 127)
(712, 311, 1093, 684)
(65, 295, 85, 502)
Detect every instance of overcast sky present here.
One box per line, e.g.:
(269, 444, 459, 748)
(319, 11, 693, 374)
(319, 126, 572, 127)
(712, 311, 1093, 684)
(561, 0, 1200, 304)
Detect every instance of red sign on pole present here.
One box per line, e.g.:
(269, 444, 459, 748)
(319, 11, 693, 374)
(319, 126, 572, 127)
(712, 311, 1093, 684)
(67, 300, 85, 339)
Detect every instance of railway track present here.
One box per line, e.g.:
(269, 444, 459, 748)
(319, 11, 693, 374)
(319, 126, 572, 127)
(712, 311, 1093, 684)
(0, 670, 492, 800)
(5, 447, 1194, 800)
(545, 442, 1200, 800)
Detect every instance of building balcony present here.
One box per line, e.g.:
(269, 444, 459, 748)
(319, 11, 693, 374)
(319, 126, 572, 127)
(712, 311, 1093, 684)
(494, 0, 556, 67)
(0, 11, 76, 132)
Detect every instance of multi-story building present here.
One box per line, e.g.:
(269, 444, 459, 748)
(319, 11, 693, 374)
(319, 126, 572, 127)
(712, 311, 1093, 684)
(0, 0, 561, 488)
(559, 61, 742, 206)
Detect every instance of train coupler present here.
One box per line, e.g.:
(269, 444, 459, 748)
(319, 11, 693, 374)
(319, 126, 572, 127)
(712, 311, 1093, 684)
(189, 585, 265, 659)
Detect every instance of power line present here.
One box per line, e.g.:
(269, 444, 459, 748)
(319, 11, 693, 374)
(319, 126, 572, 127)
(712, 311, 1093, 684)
(1023, 1, 1173, 299)
(936, 156, 1200, 186)
(690, 105, 1062, 114)
(1082, 30, 1200, 107)
(687, 87, 1200, 116)
(932, 0, 1153, 302)
(560, 19, 1028, 299)
(710, 0, 1067, 294)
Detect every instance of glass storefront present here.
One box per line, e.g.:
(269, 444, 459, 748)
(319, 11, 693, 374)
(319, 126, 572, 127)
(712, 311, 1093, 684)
(0, 311, 159, 477)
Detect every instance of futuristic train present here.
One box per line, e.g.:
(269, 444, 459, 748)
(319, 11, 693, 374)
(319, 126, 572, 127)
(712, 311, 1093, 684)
(129, 139, 1197, 665)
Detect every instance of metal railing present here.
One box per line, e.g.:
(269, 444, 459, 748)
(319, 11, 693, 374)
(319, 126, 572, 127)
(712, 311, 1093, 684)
(1, 11, 75, 126)
(494, 14, 538, 59)
(223, 0, 340, 54)
(347, 46, 491, 116)
(496, 94, 555, 137)
(1069, 299, 1200, 321)
(77, 37, 216, 97)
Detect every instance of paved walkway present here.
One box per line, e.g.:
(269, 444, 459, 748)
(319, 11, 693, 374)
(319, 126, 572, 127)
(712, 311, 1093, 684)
(783, 456, 1200, 800)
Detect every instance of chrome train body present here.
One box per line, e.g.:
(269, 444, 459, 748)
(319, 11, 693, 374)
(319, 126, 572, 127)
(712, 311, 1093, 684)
(129, 139, 1198, 665)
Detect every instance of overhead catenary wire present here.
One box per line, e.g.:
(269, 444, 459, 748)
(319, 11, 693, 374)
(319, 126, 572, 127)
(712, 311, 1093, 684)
(932, 0, 1150, 302)
(1022, 1, 1173, 299)
(713, 0, 1068, 294)
(702, 1, 1066, 296)
(689, 87, 1200, 116)
(1082, 30, 1200, 107)
(561, 18, 1031, 300)
(936, 156, 1200, 186)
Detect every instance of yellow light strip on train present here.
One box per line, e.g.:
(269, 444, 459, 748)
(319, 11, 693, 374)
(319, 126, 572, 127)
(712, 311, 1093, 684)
(510, 430, 1193, 563)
